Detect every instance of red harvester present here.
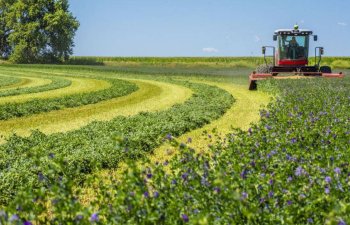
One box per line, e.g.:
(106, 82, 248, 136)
(249, 25, 344, 90)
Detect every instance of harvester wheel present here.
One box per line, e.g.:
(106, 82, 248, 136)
(320, 66, 332, 74)
(256, 64, 273, 74)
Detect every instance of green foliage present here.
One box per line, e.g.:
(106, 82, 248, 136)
(0, 0, 79, 63)
(1, 77, 350, 224)
(0, 81, 233, 204)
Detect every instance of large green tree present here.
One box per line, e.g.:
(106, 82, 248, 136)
(0, 0, 79, 63)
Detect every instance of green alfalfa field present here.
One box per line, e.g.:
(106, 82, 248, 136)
(0, 57, 349, 224)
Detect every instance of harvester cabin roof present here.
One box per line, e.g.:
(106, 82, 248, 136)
(274, 29, 313, 35)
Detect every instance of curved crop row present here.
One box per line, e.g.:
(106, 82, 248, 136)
(0, 75, 71, 97)
(2, 77, 349, 224)
(0, 81, 234, 204)
(0, 76, 138, 120)
(0, 79, 193, 141)
(0, 75, 22, 89)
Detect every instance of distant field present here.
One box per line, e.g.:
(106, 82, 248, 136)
(67, 56, 350, 70)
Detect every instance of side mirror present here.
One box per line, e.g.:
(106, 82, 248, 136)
(314, 35, 318, 41)
(273, 35, 277, 41)
(320, 47, 324, 55)
(262, 47, 266, 55)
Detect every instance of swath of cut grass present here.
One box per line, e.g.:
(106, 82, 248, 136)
(0, 77, 110, 105)
(0, 79, 192, 141)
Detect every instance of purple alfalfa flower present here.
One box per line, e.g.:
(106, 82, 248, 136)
(23, 221, 33, 225)
(268, 191, 274, 198)
(181, 214, 189, 223)
(307, 218, 314, 223)
(287, 176, 293, 182)
(265, 125, 272, 130)
(171, 179, 177, 185)
(334, 167, 341, 175)
(240, 170, 248, 179)
(163, 160, 169, 166)
(90, 213, 99, 222)
(181, 173, 189, 180)
(287, 200, 292, 206)
(38, 172, 45, 182)
(9, 214, 19, 222)
(338, 219, 347, 225)
(325, 176, 332, 183)
(295, 166, 305, 176)
(146, 173, 153, 179)
(241, 192, 248, 200)
(166, 133, 172, 140)
(248, 127, 253, 135)
(290, 138, 297, 144)
(213, 187, 221, 194)
(153, 191, 159, 198)
(325, 187, 330, 194)
(143, 191, 149, 198)
(48, 153, 55, 159)
(75, 214, 83, 221)
(269, 179, 274, 185)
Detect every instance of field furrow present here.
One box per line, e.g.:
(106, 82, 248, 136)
(0, 79, 192, 142)
(0, 75, 22, 89)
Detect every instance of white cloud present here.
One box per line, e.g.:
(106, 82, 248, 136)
(337, 22, 347, 26)
(254, 35, 261, 42)
(202, 47, 219, 53)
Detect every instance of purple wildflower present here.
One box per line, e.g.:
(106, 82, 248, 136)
(240, 170, 248, 179)
(295, 166, 305, 176)
(265, 125, 272, 130)
(325, 176, 331, 183)
(146, 173, 153, 179)
(181, 214, 189, 223)
(287, 176, 293, 182)
(307, 218, 314, 223)
(338, 219, 346, 225)
(334, 167, 341, 175)
(9, 214, 19, 222)
(287, 200, 292, 205)
(143, 191, 149, 198)
(213, 187, 221, 194)
(23, 222, 33, 225)
(171, 179, 177, 185)
(325, 187, 330, 194)
(166, 134, 172, 140)
(268, 191, 274, 198)
(291, 138, 297, 144)
(90, 213, 99, 222)
(48, 153, 55, 159)
(269, 179, 274, 185)
(154, 191, 159, 198)
(241, 192, 248, 200)
(181, 173, 189, 180)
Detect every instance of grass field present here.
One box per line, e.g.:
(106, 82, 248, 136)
(0, 58, 349, 224)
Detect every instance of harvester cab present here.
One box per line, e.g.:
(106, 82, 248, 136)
(249, 25, 344, 90)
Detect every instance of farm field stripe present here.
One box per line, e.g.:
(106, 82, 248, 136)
(0, 77, 110, 105)
(0, 75, 52, 92)
(0, 76, 22, 89)
(149, 81, 270, 162)
(101, 81, 270, 181)
(0, 79, 192, 142)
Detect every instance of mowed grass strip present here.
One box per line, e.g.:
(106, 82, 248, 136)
(149, 81, 271, 163)
(0, 77, 109, 105)
(0, 75, 22, 89)
(0, 79, 192, 141)
(0, 76, 71, 97)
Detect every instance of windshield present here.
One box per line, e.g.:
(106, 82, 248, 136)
(278, 35, 309, 60)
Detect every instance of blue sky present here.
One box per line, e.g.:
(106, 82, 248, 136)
(69, 0, 349, 56)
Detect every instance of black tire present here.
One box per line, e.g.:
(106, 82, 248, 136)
(320, 66, 332, 74)
(256, 64, 273, 74)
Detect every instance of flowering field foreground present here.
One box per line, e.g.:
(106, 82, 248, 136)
(1, 76, 349, 224)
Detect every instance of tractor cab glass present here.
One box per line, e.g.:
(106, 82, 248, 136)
(278, 35, 309, 60)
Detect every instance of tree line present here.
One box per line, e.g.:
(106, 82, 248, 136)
(0, 0, 79, 63)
